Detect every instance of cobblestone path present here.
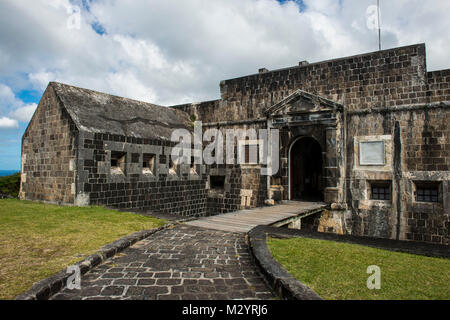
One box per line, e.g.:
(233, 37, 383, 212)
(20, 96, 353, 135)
(51, 224, 274, 300)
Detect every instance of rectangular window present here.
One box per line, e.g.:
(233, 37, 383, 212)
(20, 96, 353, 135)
(142, 154, 155, 174)
(210, 175, 225, 190)
(169, 158, 177, 175)
(239, 140, 259, 164)
(111, 151, 126, 174)
(190, 156, 198, 174)
(415, 182, 440, 203)
(370, 181, 391, 200)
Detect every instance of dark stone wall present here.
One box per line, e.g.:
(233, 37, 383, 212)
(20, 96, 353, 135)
(204, 120, 269, 214)
(172, 100, 222, 124)
(427, 69, 450, 103)
(173, 44, 432, 122)
(206, 166, 244, 215)
(346, 105, 449, 245)
(209, 166, 265, 214)
(403, 106, 450, 172)
(20, 86, 77, 204)
(405, 201, 449, 244)
(21, 43, 449, 244)
(75, 132, 208, 217)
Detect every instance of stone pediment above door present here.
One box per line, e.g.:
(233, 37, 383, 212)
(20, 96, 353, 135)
(263, 89, 344, 118)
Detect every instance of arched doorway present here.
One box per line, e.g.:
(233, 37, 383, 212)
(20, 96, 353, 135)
(289, 137, 324, 201)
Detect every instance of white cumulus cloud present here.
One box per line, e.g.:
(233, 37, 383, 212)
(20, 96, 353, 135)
(0, 84, 38, 123)
(0, 0, 449, 109)
(9, 103, 38, 122)
(0, 117, 18, 129)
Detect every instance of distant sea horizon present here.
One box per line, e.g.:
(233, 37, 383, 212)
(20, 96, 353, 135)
(0, 170, 20, 177)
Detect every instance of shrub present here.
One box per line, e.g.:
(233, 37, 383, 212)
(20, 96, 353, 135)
(0, 173, 21, 198)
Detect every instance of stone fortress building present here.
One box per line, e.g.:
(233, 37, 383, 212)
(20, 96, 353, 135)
(20, 43, 449, 245)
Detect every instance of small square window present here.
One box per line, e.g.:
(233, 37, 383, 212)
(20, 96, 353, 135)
(169, 158, 177, 175)
(414, 182, 440, 203)
(370, 181, 391, 200)
(210, 175, 225, 190)
(143, 154, 155, 174)
(111, 151, 126, 174)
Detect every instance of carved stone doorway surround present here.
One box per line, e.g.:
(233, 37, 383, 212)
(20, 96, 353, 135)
(264, 89, 345, 205)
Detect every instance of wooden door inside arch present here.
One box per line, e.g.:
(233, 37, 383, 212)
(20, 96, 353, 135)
(290, 137, 324, 201)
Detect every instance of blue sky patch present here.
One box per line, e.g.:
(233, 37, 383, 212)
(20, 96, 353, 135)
(278, 0, 306, 11)
(18, 90, 41, 104)
(91, 21, 107, 35)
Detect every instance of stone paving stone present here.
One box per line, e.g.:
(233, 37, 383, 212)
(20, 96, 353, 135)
(100, 286, 125, 296)
(137, 279, 156, 286)
(156, 278, 182, 285)
(80, 287, 103, 296)
(125, 286, 145, 296)
(50, 225, 274, 300)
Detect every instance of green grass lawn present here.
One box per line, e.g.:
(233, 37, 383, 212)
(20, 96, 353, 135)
(0, 199, 166, 300)
(268, 236, 450, 300)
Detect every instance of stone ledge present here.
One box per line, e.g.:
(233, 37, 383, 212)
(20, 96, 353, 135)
(247, 226, 322, 300)
(15, 224, 174, 300)
(255, 225, 449, 258)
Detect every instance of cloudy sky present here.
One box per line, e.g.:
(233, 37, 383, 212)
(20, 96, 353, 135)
(0, 0, 449, 170)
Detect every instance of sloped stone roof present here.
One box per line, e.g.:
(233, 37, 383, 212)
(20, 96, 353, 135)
(50, 82, 192, 140)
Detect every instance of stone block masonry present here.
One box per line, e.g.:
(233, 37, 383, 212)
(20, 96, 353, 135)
(346, 105, 450, 244)
(20, 86, 77, 204)
(76, 131, 209, 217)
(20, 82, 211, 217)
(171, 44, 449, 245)
(21, 43, 449, 245)
(173, 44, 435, 123)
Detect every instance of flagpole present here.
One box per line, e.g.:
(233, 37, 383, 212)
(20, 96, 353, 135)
(377, 0, 381, 50)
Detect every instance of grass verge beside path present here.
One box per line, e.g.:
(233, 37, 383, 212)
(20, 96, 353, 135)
(0, 199, 166, 299)
(268, 236, 449, 300)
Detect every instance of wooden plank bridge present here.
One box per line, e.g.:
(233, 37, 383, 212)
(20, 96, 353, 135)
(185, 201, 328, 233)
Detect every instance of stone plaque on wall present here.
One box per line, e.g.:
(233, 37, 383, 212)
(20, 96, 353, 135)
(359, 141, 385, 165)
